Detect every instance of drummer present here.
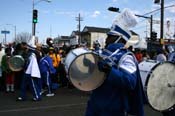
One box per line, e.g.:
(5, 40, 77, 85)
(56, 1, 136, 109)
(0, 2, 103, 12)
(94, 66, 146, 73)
(85, 9, 146, 116)
(17, 36, 41, 101)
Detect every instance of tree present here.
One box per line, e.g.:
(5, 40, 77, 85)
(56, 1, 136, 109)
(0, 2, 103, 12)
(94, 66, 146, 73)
(15, 32, 32, 43)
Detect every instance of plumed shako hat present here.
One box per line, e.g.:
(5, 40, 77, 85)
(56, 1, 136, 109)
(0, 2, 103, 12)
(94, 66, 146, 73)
(107, 9, 138, 44)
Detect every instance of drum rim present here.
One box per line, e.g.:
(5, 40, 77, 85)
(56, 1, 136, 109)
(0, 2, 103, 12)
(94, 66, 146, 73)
(64, 48, 91, 72)
(139, 60, 160, 92)
(68, 52, 99, 76)
(146, 61, 175, 112)
(144, 61, 160, 87)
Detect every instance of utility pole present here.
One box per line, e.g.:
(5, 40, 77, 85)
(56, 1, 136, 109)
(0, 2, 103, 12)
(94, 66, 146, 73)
(174, 21, 175, 38)
(135, 14, 153, 39)
(14, 25, 16, 41)
(50, 25, 52, 37)
(32, 0, 35, 36)
(150, 15, 153, 39)
(32, 0, 51, 36)
(154, 0, 164, 45)
(160, 0, 164, 39)
(76, 13, 83, 44)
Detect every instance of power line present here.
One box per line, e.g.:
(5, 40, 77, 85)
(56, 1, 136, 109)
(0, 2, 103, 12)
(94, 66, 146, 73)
(75, 13, 83, 44)
(143, 4, 175, 16)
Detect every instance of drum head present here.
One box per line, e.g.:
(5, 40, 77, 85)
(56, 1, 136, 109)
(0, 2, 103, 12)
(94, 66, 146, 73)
(68, 53, 106, 91)
(64, 48, 91, 73)
(8, 55, 25, 72)
(147, 62, 175, 112)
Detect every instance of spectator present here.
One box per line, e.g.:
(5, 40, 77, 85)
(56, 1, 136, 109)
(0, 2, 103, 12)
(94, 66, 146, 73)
(142, 50, 150, 61)
(156, 49, 167, 63)
(1, 47, 15, 93)
(134, 48, 143, 63)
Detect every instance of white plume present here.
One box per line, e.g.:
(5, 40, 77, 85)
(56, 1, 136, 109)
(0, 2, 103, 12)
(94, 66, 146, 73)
(113, 8, 138, 28)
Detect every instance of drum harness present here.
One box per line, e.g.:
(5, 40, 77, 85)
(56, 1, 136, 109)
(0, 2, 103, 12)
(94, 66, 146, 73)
(97, 47, 137, 68)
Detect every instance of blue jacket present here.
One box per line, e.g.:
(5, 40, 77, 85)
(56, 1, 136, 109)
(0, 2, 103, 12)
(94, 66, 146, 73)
(86, 43, 145, 116)
(39, 56, 56, 74)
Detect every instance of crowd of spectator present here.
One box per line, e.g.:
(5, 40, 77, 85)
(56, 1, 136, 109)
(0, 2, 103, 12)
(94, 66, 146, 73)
(0, 41, 74, 101)
(0, 40, 175, 102)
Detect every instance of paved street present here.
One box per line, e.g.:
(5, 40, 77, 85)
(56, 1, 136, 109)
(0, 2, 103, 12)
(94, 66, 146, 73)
(0, 87, 163, 116)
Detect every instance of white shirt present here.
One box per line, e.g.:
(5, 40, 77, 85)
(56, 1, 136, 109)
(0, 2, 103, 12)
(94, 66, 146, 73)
(25, 53, 41, 78)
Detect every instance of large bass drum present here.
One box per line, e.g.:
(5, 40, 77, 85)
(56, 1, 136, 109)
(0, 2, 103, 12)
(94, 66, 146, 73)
(64, 47, 106, 91)
(139, 60, 175, 112)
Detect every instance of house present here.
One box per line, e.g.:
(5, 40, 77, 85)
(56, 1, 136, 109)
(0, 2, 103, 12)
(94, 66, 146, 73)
(54, 26, 140, 49)
(54, 36, 70, 47)
(70, 31, 79, 46)
(81, 26, 110, 49)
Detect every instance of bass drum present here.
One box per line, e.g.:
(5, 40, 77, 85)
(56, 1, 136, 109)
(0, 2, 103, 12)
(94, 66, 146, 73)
(139, 60, 160, 92)
(64, 47, 106, 91)
(139, 60, 175, 112)
(147, 61, 175, 112)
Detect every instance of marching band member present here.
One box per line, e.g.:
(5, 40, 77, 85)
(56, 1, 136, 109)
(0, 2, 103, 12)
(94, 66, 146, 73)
(85, 9, 146, 116)
(17, 36, 41, 101)
(39, 47, 56, 97)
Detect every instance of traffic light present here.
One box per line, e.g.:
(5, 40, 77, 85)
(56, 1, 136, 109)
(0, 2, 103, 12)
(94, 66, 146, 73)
(108, 7, 120, 12)
(154, 0, 160, 4)
(33, 9, 38, 23)
(151, 31, 157, 41)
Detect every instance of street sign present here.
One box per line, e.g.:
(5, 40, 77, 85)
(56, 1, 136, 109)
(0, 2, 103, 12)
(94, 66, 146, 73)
(1, 30, 10, 34)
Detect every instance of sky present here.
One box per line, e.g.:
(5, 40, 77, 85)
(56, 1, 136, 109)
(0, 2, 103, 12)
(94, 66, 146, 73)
(0, 0, 175, 44)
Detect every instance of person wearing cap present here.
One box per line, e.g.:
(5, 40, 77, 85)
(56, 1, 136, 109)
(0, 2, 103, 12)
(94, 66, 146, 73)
(48, 47, 61, 87)
(85, 9, 145, 116)
(46, 38, 54, 47)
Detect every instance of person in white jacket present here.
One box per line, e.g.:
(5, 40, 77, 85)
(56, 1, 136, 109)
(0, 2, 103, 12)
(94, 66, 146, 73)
(0, 44, 5, 91)
(17, 37, 41, 101)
